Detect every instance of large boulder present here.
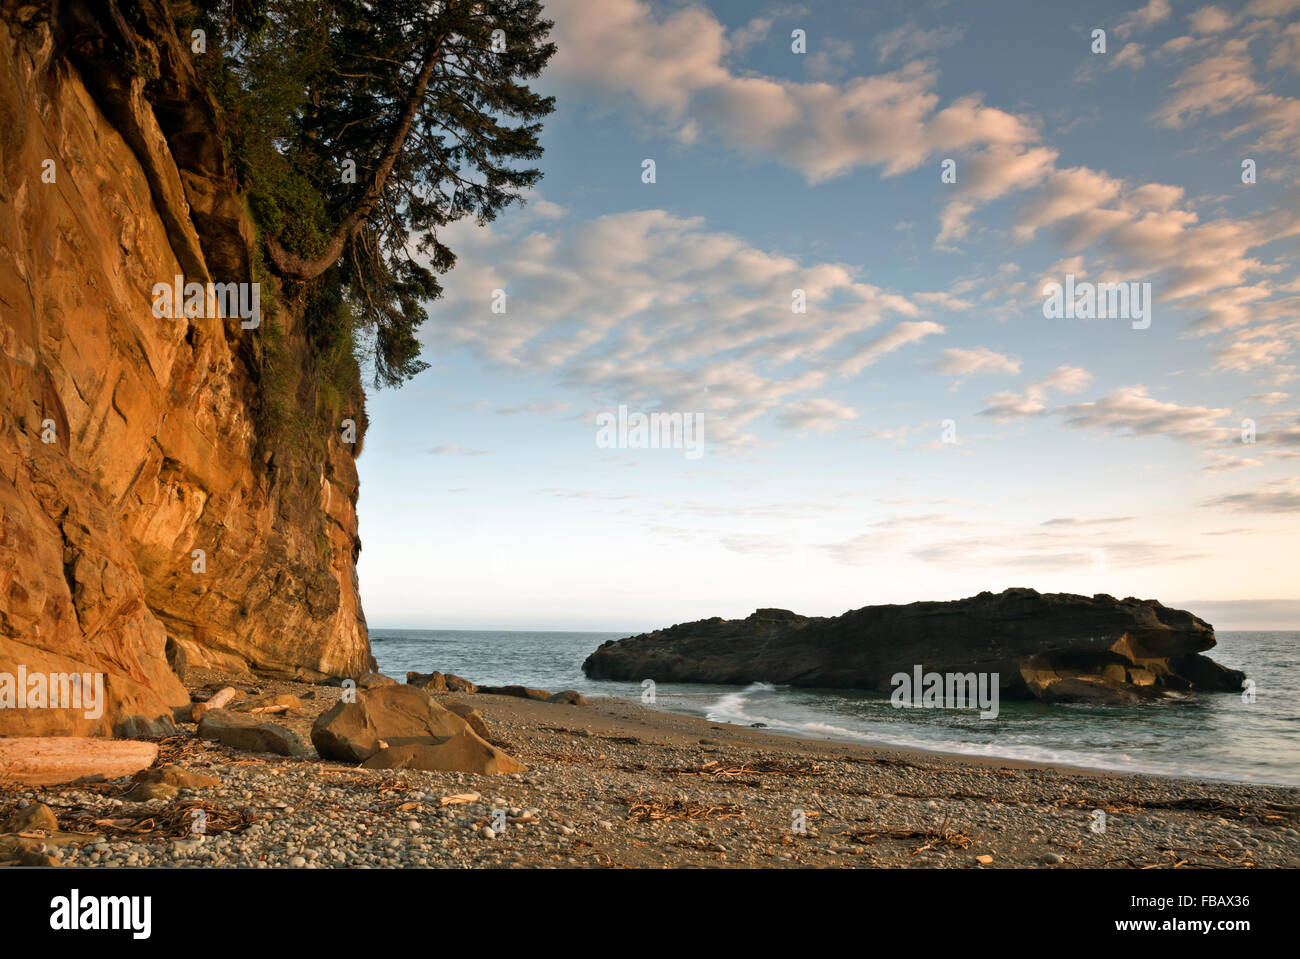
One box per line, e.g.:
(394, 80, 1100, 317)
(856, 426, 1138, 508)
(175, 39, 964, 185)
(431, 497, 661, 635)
(311, 684, 524, 774)
(442, 699, 491, 740)
(361, 732, 526, 775)
(196, 709, 309, 757)
(581, 589, 1246, 703)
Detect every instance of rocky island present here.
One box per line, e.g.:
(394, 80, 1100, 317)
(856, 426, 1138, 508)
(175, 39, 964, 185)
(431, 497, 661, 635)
(582, 589, 1246, 705)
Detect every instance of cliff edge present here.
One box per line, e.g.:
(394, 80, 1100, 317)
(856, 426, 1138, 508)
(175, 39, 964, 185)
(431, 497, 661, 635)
(0, 0, 373, 737)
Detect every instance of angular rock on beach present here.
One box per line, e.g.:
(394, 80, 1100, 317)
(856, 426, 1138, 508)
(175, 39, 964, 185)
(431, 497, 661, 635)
(312, 684, 525, 774)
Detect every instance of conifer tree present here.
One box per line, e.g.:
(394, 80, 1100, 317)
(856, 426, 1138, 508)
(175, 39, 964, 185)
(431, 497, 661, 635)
(188, 0, 556, 386)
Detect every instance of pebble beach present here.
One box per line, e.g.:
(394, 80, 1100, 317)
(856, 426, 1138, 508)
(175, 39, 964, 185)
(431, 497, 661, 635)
(4, 669, 1299, 870)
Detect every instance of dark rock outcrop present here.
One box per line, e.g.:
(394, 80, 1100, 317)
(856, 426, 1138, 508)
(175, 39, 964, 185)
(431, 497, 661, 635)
(475, 685, 551, 701)
(406, 671, 477, 694)
(582, 589, 1245, 704)
(406, 672, 587, 704)
(546, 690, 588, 705)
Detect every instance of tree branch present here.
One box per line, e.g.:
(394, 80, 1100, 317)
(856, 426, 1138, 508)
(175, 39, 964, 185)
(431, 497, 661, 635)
(265, 23, 453, 281)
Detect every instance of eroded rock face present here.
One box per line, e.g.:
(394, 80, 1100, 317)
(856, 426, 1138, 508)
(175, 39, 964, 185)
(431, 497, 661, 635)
(582, 589, 1246, 704)
(0, 1, 372, 737)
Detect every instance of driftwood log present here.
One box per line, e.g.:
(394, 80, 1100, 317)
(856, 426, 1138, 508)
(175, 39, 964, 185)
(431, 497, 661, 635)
(0, 737, 158, 786)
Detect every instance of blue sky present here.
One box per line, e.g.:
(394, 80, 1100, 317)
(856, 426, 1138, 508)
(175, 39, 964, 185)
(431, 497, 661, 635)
(356, 0, 1300, 631)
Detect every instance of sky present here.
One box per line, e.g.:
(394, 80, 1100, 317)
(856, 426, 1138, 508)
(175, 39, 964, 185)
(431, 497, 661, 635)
(355, 0, 1300, 632)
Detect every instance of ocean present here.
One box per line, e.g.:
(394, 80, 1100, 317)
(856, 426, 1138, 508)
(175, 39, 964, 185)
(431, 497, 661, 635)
(370, 628, 1300, 787)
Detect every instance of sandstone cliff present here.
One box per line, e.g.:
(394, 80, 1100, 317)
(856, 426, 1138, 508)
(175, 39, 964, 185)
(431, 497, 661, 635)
(582, 589, 1247, 704)
(0, 0, 373, 737)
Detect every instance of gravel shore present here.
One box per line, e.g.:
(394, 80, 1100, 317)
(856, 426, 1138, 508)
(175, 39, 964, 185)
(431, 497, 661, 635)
(5, 670, 1298, 869)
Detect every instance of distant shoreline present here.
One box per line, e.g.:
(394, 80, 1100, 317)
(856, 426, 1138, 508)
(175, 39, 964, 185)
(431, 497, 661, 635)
(367, 622, 1300, 635)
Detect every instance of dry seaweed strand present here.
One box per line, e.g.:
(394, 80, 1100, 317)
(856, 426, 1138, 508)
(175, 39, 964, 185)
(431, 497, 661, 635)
(842, 813, 973, 855)
(886, 789, 1296, 829)
(623, 796, 747, 823)
(65, 799, 256, 839)
(838, 754, 932, 771)
(678, 758, 829, 778)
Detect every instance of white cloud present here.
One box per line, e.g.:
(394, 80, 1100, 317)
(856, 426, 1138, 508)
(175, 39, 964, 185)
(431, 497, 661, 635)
(806, 36, 855, 81)
(1188, 5, 1240, 34)
(933, 347, 1022, 377)
(495, 400, 574, 416)
(1041, 516, 1135, 526)
(1155, 39, 1300, 153)
(729, 15, 774, 55)
(836, 321, 945, 377)
(1204, 478, 1300, 511)
(1202, 452, 1263, 473)
(1118, 0, 1173, 36)
(546, 0, 1035, 182)
(977, 365, 1092, 420)
(775, 397, 860, 432)
(427, 445, 493, 456)
(874, 21, 965, 62)
(1112, 42, 1148, 69)
(1056, 387, 1233, 444)
(425, 208, 937, 448)
(936, 145, 1058, 245)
